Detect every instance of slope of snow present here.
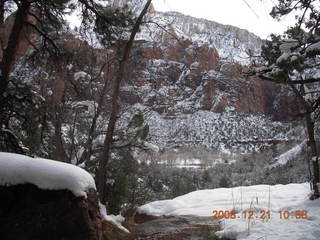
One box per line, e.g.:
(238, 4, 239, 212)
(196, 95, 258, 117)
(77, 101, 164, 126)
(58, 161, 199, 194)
(0, 152, 96, 197)
(138, 183, 320, 240)
(145, 110, 300, 152)
(99, 203, 130, 233)
(270, 140, 307, 168)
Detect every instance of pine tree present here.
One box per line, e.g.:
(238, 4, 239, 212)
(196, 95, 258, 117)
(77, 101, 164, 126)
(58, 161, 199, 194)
(0, 0, 76, 153)
(252, 0, 320, 199)
(95, 0, 153, 204)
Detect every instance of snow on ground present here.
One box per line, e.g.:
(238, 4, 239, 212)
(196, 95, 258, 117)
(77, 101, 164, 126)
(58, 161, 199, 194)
(99, 203, 130, 233)
(138, 183, 320, 240)
(0, 152, 95, 197)
(270, 140, 307, 169)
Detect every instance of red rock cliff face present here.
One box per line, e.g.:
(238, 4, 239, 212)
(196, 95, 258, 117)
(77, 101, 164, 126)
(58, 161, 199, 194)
(2, 9, 299, 122)
(121, 39, 300, 122)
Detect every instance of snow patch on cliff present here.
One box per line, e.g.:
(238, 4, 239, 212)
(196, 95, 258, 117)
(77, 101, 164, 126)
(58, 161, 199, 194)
(145, 110, 299, 153)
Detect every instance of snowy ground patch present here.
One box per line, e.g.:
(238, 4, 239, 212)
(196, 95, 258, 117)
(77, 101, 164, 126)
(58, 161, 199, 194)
(99, 203, 130, 233)
(138, 183, 320, 240)
(0, 152, 95, 197)
(270, 140, 307, 169)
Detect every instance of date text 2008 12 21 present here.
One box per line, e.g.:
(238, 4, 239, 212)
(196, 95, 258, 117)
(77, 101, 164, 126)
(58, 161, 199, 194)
(212, 210, 308, 220)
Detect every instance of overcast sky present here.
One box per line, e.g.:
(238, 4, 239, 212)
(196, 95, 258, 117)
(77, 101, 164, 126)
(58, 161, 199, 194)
(152, 0, 296, 39)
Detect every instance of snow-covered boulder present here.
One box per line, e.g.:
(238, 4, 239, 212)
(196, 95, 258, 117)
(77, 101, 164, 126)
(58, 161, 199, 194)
(0, 152, 96, 197)
(0, 152, 102, 240)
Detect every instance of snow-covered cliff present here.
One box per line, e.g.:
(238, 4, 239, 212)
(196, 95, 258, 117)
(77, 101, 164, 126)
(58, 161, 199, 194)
(138, 11, 262, 64)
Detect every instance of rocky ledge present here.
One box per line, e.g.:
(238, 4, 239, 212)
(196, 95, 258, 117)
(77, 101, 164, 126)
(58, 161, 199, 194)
(122, 211, 222, 240)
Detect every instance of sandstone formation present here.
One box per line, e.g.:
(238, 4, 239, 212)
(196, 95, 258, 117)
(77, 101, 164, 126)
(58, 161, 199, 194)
(121, 39, 300, 122)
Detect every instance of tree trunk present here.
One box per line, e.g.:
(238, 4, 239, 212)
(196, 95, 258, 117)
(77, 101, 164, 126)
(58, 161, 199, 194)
(0, 1, 4, 24)
(52, 108, 69, 162)
(0, 0, 30, 101)
(79, 74, 110, 165)
(0, 0, 5, 57)
(291, 85, 320, 198)
(51, 68, 68, 162)
(305, 113, 320, 198)
(0, 1, 30, 154)
(96, 0, 152, 203)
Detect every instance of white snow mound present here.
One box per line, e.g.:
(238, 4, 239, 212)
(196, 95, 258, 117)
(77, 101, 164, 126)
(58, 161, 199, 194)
(0, 152, 96, 197)
(138, 183, 320, 240)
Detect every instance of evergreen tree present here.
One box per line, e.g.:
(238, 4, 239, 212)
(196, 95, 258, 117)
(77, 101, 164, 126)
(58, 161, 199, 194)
(252, 0, 320, 198)
(0, 0, 75, 153)
(95, 0, 153, 203)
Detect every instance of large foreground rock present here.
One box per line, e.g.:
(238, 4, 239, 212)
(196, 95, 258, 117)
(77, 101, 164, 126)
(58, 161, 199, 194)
(0, 184, 102, 240)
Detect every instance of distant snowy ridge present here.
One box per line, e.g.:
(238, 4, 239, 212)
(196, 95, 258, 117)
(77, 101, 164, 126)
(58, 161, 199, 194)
(137, 11, 262, 64)
(108, 0, 150, 14)
(71, 0, 262, 64)
(0, 152, 95, 197)
(107, 0, 262, 63)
